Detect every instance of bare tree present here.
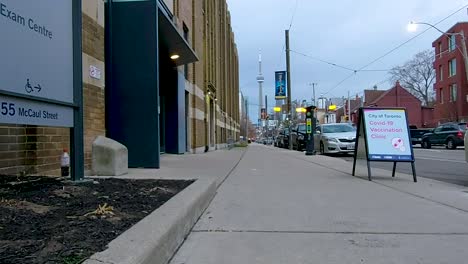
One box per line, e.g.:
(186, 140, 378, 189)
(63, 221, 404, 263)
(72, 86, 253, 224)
(389, 49, 435, 106)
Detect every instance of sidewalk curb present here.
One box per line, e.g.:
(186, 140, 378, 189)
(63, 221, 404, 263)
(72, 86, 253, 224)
(84, 178, 217, 264)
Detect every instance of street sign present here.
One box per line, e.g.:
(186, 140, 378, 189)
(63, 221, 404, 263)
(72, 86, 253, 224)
(0, 96, 73, 127)
(0, 0, 84, 181)
(275, 71, 287, 99)
(0, 0, 74, 103)
(352, 107, 416, 182)
(0, 0, 76, 127)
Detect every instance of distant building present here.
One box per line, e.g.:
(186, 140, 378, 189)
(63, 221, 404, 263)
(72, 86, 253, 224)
(432, 22, 468, 123)
(361, 82, 435, 128)
(336, 94, 362, 123)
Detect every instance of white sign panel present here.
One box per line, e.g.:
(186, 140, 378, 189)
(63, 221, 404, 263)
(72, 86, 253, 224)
(363, 108, 413, 161)
(0, 0, 74, 103)
(0, 95, 73, 127)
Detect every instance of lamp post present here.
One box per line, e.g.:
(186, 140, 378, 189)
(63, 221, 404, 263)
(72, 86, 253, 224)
(409, 21, 468, 82)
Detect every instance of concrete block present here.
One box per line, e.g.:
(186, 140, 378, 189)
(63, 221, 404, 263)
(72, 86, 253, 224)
(92, 136, 128, 176)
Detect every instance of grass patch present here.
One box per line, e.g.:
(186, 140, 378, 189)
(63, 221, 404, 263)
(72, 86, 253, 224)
(234, 142, 249, 148)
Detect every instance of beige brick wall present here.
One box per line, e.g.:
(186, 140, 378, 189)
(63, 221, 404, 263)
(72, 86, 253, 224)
(174, 0, 240, 151)
(0, 1, 105, 176)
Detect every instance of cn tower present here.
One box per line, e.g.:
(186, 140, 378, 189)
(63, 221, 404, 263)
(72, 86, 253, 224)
(256, 51, 264, 124)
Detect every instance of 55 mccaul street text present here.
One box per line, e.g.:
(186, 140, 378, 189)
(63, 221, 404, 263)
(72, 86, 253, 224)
(1, 102, 59, 120)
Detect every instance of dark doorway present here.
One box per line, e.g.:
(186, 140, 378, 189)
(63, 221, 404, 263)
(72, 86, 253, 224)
(185, 91, 190, 152)
(159, 95, 166, 153)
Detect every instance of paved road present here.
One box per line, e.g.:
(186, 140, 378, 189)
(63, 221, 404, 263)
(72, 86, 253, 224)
(339, 146, 468, 186)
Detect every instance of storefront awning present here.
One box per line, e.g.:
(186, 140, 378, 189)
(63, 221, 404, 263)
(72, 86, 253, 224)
(158, 7, 198, 66)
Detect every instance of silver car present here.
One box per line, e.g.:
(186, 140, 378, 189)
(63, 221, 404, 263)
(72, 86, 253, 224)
(314, 123, 356, 154)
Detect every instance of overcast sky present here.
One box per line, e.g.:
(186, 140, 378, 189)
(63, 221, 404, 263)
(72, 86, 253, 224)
(226, 0, 468, 120)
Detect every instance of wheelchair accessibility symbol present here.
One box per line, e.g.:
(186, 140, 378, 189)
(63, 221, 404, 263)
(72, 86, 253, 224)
(25, 79, 42, 94)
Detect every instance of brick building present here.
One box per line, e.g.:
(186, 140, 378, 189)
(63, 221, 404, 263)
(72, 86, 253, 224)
(432, 22, 468, 123)
(361, 83, 435, 128)
(0, 0, 239, 175)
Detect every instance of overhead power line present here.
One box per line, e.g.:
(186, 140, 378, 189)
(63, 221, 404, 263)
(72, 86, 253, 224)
(323, 2, 468, 95)
(278, 0, 299, 68)
(291, 50, 390, 72)
(288, 0, 299, 30)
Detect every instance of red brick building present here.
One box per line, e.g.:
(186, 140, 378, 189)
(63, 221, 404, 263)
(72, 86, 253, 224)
(361, 82, 435, 128)
(432, 22, 468, 123)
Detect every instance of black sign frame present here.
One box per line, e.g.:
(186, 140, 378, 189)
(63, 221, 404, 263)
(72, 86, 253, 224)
(352, 107, 417, 182)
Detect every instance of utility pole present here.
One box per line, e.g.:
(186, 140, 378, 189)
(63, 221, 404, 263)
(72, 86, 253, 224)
(347, 91, 351, 123)
(265, 95, 268, 135)
(459, 31, 468, 82)
(286, 30, 293, 150)
(245, 97, 248, 139)
(309, 83, 317, 106)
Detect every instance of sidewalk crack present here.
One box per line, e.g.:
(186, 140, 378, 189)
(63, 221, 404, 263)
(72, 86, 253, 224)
(193, 229, 468, 236)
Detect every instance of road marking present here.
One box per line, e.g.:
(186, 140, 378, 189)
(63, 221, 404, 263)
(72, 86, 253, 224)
(417, 157, 467, 164)
(420, 149, 442, 153)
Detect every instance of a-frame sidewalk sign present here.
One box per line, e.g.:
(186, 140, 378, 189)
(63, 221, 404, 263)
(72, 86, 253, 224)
(352, 107, 417, 182)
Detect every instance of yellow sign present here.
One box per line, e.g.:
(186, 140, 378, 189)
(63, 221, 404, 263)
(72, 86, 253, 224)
(296, 107, 306, 113)
(274, 107, 281, 112)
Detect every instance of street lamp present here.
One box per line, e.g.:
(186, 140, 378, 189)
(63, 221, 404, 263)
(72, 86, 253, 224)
(408, 21, 468, 81)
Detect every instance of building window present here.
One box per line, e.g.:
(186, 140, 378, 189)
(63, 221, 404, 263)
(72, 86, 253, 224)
(449, 59, 456, 77)
(438, 42, 443, 57)
(440, 88, 444, 103)
(449, 35, 456, 52)
(450, 84, 457, 102)
(439, 65, 443, 81)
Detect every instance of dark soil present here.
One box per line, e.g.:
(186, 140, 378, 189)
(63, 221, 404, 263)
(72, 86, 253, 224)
(0, 175, 193, 264)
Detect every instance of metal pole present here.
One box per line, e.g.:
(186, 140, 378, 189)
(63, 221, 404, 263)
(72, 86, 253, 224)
(313, 83, 316, 106)
(459, 31, 468, 82)
(309, 83, 317, 106)
(245, 98, 248, 139)
(286, 30, 292, 150)
(348, 91, 351, 122)
(71, 0, 84, 181)
(265, 95, 268, 135)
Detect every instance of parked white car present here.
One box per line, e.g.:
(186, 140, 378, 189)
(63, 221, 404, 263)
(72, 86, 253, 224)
(314, 123, 356, 154)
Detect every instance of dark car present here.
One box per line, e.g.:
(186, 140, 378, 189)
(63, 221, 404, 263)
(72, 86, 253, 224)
(275, 131, 283, 147)
(410, 128, 432, 146)
(291, 124, 307, 151)
(276, 129, 290, 148)
(421, 122, 466, 149)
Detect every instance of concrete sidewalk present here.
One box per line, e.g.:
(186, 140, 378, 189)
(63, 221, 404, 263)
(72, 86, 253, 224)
(169, 144, 468, 264)
(112, 147, 246, 187)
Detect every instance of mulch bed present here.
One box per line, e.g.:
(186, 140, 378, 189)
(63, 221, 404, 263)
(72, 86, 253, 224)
(0, 175, 193, 264)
